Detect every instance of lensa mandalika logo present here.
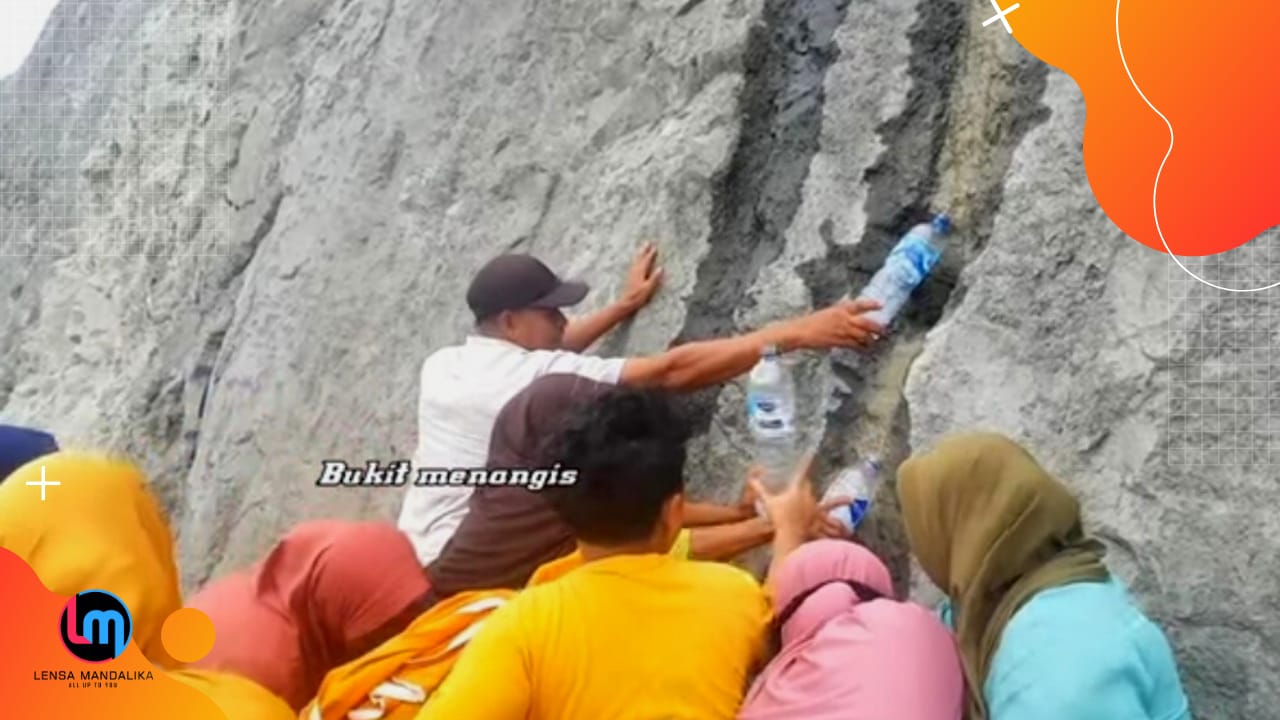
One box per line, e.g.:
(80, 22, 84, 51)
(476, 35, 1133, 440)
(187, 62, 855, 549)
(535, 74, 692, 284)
(33, 589, 154, 688)
(60, 590, 132, 662)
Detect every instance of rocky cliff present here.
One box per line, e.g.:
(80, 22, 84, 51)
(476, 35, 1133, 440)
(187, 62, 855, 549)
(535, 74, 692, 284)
(1, 0, 1274, 715)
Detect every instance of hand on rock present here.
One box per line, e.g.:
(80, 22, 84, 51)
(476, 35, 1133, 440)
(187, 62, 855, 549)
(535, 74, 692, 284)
(619, 241, 663, 312)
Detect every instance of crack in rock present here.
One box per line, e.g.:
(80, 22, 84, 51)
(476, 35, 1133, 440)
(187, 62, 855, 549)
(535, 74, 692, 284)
(793, 0, 1051, 593)
(672, 0, 855, 435)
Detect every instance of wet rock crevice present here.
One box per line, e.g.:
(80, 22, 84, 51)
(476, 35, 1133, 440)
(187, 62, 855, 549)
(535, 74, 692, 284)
(794, 0, 1051, 592)
(674, 0, 855, 434)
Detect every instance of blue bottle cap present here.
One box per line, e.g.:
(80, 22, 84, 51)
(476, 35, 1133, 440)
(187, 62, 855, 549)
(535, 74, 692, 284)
(932, 213, 952, 235)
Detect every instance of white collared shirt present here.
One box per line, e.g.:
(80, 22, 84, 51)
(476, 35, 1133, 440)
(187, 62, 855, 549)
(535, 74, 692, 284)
(397, 335, 626, 565)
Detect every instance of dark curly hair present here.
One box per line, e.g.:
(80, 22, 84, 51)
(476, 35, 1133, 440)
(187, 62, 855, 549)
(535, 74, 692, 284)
(542, 386, 691, 545)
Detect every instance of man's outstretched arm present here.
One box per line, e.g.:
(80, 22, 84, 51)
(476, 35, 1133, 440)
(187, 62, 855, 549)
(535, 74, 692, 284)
(618, 298, 884, 391)
(683, 499, 753, 527)
(685, 496, 852, 561)
(561, 300, 643, 353)
(689, 517, 775, 561)
(562, 242, 662, 352)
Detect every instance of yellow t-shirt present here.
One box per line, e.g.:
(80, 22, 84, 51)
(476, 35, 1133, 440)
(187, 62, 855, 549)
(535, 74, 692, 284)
(418, 553, 770, 720)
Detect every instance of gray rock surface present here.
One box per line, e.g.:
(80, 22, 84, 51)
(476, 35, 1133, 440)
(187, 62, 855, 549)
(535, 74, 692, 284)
(1, 0, 1274, 715)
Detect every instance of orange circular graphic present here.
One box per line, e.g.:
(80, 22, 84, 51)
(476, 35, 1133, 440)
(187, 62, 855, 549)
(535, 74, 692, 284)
(1006, 0, 1280, 260)
(160, 607, 216, 664)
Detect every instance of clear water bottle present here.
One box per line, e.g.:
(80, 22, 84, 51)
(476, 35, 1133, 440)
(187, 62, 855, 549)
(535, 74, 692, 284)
(858, 213, 951, 326)
(823, 457, 884, 532)
(746, 345, 797, 514)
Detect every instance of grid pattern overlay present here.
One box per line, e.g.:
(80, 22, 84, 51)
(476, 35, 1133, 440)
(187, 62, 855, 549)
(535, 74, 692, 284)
(1169, 226, 1280, 466)
(0, 0, 230, 257)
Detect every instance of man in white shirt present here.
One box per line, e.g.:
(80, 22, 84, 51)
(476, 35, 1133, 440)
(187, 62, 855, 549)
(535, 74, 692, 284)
(399, 244, 884, 566)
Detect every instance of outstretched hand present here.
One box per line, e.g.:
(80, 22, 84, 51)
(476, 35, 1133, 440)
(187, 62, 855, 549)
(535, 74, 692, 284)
(562, 242, 663, 352)
(741, 465, 852, 538)
(811, 495, 855, 539)
(619, 242, 663, 312)
(795, 298, 886, 351)
(749, 454, 821, 540)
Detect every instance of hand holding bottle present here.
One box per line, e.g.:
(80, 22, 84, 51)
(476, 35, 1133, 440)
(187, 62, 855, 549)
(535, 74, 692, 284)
(752, 455, 819, 548)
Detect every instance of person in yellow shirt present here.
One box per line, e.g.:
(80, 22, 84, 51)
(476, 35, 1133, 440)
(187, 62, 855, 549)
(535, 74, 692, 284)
(417, 386, 824, 720)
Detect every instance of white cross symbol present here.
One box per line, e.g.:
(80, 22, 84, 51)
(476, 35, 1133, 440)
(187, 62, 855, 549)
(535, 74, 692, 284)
(25, 465, 60, 501)
(982, 0, 1021, 33)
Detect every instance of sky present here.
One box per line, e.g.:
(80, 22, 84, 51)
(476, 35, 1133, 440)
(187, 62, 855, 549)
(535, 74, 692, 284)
(0, 0, 62, 77)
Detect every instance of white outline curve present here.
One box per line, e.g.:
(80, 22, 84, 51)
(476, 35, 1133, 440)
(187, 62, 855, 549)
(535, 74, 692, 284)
(1115, 0, 1279, 292)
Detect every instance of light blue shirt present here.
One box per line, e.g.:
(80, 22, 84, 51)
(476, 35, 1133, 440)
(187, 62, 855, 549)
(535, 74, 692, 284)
(940, 578, 1191, 720)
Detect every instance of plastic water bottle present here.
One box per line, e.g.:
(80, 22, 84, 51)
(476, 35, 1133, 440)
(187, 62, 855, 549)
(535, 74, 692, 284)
(858, 213, 951, 326)
(822, 457, 884, 532)
(746, 345, 797, 514)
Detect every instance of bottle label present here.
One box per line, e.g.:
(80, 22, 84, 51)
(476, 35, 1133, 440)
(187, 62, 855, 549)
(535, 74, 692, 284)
(748, 393, 793, 437)
(829, 498, 872, 531)
(899, 238, 941, 276)
(847, 498, 871, 528)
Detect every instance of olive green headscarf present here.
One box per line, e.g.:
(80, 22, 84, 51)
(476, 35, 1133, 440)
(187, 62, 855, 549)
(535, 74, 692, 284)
(897, 432, 1109, 720)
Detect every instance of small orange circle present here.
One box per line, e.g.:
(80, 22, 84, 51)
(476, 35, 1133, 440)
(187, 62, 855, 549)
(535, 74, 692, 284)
(161, 607, 216, 664)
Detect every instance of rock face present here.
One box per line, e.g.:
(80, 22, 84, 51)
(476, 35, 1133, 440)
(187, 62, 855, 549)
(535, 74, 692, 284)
(1, 0, 1274, 715)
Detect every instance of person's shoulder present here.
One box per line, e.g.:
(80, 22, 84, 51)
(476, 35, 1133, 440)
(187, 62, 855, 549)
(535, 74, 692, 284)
(526, 348, 627, 382)
(418, 340, 503, 389)
(471, 584, 548, 637)
(1012, 577, 1142, 627)
(995, 578, 1172, 683)
(485, 570, 591, 642)
(991, 579, 1190, 719)
(417, 344, 463, 381)
(522, 347, 583, 369)
(1005, 579, 1134, 640)
(421, 341, 467, 366)
(519, 343, 599, 361)
(679, 559, 766, 598)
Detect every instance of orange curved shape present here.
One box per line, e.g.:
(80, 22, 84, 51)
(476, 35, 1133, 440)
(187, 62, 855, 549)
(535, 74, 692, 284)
(1010, 0, 1280, 257)
(0, 549, 229, 719)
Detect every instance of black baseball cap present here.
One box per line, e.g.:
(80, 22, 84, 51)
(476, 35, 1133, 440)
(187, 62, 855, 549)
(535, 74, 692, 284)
(466, 253, 589, 321)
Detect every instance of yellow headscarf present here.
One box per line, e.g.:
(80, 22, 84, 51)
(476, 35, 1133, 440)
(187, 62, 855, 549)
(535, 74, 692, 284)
(896, 432, 1109, 720)
(0, 451, 293, 719)
(0, 451, 184, 666)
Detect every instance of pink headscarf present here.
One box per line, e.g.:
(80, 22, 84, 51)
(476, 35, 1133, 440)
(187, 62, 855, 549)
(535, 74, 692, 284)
(738, 540, 965, 720)
(190, 520, 430, 710)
